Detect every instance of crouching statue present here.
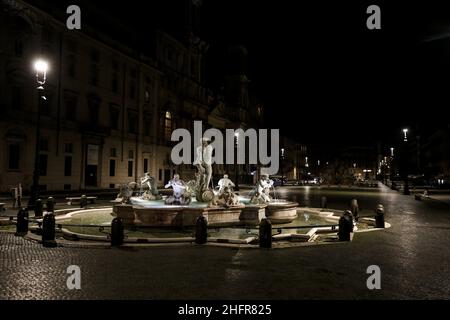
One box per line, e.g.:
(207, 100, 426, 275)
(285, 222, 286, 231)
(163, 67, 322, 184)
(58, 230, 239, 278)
(140, 172, 162, 200)
(250, 174, 274, 204)
(164, 174, 191, 205)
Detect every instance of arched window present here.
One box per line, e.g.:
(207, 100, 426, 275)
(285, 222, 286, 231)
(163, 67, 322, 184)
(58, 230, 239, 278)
(164, 111, 173, 141)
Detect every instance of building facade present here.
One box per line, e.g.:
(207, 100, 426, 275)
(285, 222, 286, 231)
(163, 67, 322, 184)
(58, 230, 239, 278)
(0, 0, 264, 193)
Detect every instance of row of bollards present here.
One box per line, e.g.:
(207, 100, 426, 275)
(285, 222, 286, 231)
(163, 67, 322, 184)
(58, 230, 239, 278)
(16, 198, 386, 248)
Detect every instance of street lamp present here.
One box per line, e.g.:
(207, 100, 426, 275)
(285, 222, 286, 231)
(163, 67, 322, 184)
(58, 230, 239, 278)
(28, 59, 48, 210)
(234, 132, 240, 191)
(403, 128, 409, 142)
(280, 148, 285, 186)
(401, 128, 410, 195)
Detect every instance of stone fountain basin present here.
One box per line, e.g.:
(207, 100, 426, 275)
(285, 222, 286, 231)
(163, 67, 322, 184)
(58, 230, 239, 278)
(113, 197, 299, 227)
(265, 200, 299, 223)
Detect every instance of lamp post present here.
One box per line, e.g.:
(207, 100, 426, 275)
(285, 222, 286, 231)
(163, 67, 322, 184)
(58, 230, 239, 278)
(280, 148, 285, 186)
(402, 128, 410, 195)
(28, 59, 48, 210)
(234, 132, 240, 191)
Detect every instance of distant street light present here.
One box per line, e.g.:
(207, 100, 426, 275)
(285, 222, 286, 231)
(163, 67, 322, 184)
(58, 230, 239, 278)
(234, 132, 240, 191)
(403, 128, 409, 142)
(28, 58, 48, 210)
(401, 129, 410, 195)
(280, 148, 285, 186)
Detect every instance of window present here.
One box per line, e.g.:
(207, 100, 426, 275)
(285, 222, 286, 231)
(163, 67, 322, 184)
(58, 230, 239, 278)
(90, 49, 100, 63)
(109, 105, 120, 130)
(64, 184, 71, 190)
(87, 96, 100, 126)
(64, 156, 72, 176)
(64, 94, 78, 121)
(112, 60, 119, 71)
(64, 143, 73, 153)
(128, 150, 134, 159)
(128, 111, 138, 134)
(12, 86, 22, 110)
(111, 74, 119, 93)
(109, 159, 116, 177)
(164, 111, 173, 141)
(144, 117, 152, 137)
(67, 55, 76, 78)
(39, 138, 49, 152)
(128, 160, 133, 177)
(130, 68, 137, 78)
(110, 148, 117, 158)
(8, 145, 20, 170)
(14, 39, 23, 57)
(39, 154, 48, 176)
(67, 39, 78, 53)
(90, 64, 99, 86)
(129, 81, 136, 99)
(158, 169, 162, 180)
(143, 158, 148, 174)
(145, 88, 150, 103)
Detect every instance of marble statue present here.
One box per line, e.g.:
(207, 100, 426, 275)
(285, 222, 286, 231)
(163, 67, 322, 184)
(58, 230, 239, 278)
(250, 174, 274, 204)
(217, 174, 235, 195)
(140, 172, 162, 200)
(192, 138, 215, 202)
(164, 174, 191, 205)
(210, 186, 240, 208)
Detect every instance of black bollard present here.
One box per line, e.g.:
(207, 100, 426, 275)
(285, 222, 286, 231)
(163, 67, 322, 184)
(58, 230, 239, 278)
(111, 217, 124, 246)
(338, 210, 353, 241)
(259, 218, 272, 248)
(350, 199, 359, 221)
(321, 196, 327, 209)
(15, 208, 29, 236)
(42, 212, 56, 247)
(35, 198, 43, 217)
(80, 195, 88, 209)
(195, 216, 208, 245)
(46, 197, 55, 213)
(375, 204, 385, 228)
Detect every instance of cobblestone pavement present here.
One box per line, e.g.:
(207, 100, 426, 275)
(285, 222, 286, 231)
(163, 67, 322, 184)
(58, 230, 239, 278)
(1, 185, 450, 300)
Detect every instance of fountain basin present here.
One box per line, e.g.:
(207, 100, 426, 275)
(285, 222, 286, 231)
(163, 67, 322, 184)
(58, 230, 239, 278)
(114, 202, 270, 227)
(266, 201, 299, 223)
(114, 198, 299, 227)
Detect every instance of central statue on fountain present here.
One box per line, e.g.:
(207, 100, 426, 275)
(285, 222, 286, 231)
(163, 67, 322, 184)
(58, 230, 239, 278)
(250, 174, 274, 204)
(193, 137, 215, 203)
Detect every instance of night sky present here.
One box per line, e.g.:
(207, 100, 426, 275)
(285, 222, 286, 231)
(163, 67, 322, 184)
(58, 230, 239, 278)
(28, 0, 450, 147)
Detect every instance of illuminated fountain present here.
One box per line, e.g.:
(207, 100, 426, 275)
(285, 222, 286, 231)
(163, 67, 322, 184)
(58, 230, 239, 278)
(112, 138, 298, 227)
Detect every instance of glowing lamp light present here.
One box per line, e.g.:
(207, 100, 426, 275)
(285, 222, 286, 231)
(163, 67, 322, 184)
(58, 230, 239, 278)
(403, 128, 409, 141)
(34, 60, 48, 73)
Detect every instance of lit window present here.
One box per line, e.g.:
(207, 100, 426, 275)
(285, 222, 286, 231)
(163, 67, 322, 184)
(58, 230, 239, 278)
(164, 111, 172, 141)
